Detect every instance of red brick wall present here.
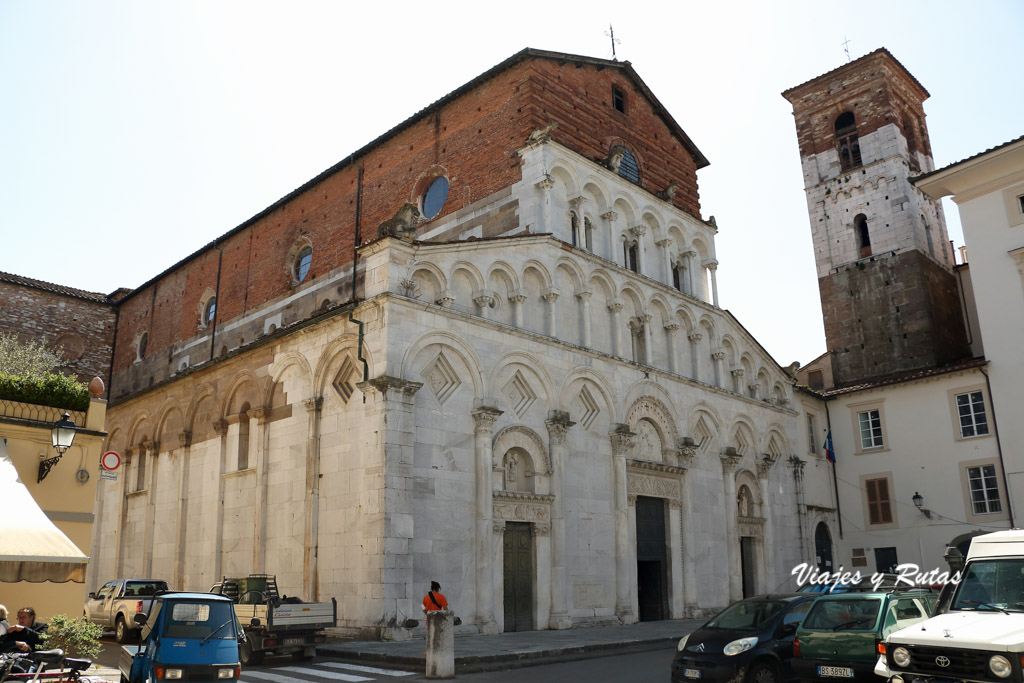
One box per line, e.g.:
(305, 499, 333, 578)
(109, 54, 705, 397)
(783, 51, 930, 161)
(0, 282, 115, 389)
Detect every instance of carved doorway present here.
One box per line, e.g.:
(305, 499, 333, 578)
(503, 522, 534, 632)
(635, 496, 668, 621)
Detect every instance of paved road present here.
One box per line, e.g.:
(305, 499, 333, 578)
(241, 659, 418, 682)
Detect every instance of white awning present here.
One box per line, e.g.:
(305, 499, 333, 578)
(0, 439, 88, 583)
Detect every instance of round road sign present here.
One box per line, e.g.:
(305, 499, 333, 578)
(101, 451, 121, 471)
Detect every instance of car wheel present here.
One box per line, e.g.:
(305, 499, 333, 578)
(239, 638, 264, 666)
(748, 662, 779, 683)
(115, 615, 130, 644)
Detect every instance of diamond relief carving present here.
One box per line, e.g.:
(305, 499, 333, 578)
(502, 370, 537, 418)
(572, 386, 600, 430)
(332, 355, 359, 404)
(424, 352, 461, 405)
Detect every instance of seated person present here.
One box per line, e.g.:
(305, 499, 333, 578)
(1, 607, 46, 653)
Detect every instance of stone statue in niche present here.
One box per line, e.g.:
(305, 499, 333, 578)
(506, 453, 518, 485)
(737, 484, 754, 518)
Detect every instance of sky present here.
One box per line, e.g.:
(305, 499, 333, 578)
(2, 0, 1021, 368)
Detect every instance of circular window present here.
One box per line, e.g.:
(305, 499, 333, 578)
(294, 246, 313, 282)
(422, 177, 450, 219)
(204, 297, 217, 327)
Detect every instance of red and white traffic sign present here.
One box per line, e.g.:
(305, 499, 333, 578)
(101, 451, 121, 471)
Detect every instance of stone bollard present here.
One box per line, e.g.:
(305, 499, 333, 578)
(425, 610, 455, 679)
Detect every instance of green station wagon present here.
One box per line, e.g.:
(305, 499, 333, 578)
(792, 591, 935, 683)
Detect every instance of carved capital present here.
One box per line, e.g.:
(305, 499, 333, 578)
(703, 259, 719, 271)
(303, 396, 324, 413)
(535, 175, 556, 191)
(756, 454, 777, 479)
(569, 195, 588, 211)
(639, 312, 652, 324)
(607, 299, 624, 313)
(629, 224, 647, 238)
(748, 383, 761, 398)
(788, 455, 806, 473)
(731, 368, 745, 378)
(575, 287, 593, 302)
(436, 289, 456, 308)
(601, 210, 619, 223)
(493, 521, 506, 535)
(720, 451, 741, 474)
(213, 419, 229, 437)
(533, 522, 551, 536)
(664, 321, 680, 332)
(358, 376, 423, 400)
(509, 289, 527, 305)
(545, 410, 576, 445)
(684, 250, 698, 259)
(540, 287, 560, 304)
(627, 494, 638, 506)
(471, 405, 504, 434)
(474, 293, 496, 309)
(609, 424, 636, 456)
(655, 238, 672, 248)
(711, 351, 726, 361)
(178, 431, 192, 449)
(688, 332, 703, 343)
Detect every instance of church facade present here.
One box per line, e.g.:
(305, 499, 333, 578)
(82, 50, 837, 635)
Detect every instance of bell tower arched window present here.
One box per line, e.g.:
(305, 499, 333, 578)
(835, 112, 862, 171)
(854, 214, 871, 258)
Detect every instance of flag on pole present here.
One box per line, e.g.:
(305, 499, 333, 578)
(824, 430, 836, 463)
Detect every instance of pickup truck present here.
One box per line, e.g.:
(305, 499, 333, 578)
(878, 529, 1024, 683)
(119, 592, 241, 683)
(84, 578, 170, 643)
(210, 575, 336, 665)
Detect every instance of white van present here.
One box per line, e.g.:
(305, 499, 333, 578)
(877, 529, 1024, 683)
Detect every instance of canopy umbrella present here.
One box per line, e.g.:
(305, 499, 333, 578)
(0, 439, 88, 583)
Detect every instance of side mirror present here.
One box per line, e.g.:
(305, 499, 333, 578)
(134, 613, 148, 626)
(781, 623, 798, 636)
(88, 592, 96, 600)
(249, 617, 261, 628)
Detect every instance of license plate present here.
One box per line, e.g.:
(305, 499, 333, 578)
(284, 637, 306, 646)
(818, 666, 854, 678)
(684, 669, 701, 679)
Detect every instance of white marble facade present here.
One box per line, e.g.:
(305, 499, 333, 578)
(90, 139, 833, 635)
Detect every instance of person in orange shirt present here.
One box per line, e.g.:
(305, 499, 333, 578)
(422, 581, 448, 614)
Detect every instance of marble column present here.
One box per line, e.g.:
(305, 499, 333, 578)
(536, 175, 555, 234)
(601, 211, 619, 262)
(684, 251, 697, 296)
(577, 288, 592, 348)
(706, 259, 720, 307)
(174, 431, 192, 590)
(668, 499, 684, 617)
(712, 351, 726, 389)
(688, 332, 703, 380)
(474, 291, 495, 320)
(789, 456, 808, 562)
(541, 288, 559, 338)
(731, 368, 745, 395)
(664, 322, 680, 374)
(677, 443, 698, 615)
(545, 411, 576, 629)
(509, 290, 527, 328)
(471, 404, 504, 634)
(610, 425, 637, 624)
(756, 454, 778, 591)
(569, 196, 587, 247)
(640, 311, 653, 366)
(608, 299, 624, 358)
(251, 407, 271, 572)
(212, 418, 229, 582)
(303, 396, 324, 600)
(720, 451, 742, 602)
(142, 440, 158, 576)
(656, 239, 672, 284)
(357, 376, 424, 627)
(115, 446, 134, 577)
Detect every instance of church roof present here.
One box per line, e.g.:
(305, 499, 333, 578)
(0, 270, 114, 304)
(781, 47, 929, 102)
(913, 133, 1024, 185)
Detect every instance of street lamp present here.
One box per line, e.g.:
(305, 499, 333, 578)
(912, 491, 932, 519)
(39, 412, 77, 482)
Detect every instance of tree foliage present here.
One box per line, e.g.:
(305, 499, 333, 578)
(0, 332, 63, 377)
(42, 614, 103, 661)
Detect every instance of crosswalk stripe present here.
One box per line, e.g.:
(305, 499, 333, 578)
(241, 668, 372, 683)
(279, 664, 374, 681)
(321, 661, 416, 677)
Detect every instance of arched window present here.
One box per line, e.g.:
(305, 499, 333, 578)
(237, 403, 251, 470)
(294, 245, 312, 283)
(613, 146, 640, 183)
(624, 240, 639, 273)
(854, 214, 871, 258)
(835, 112, 862, 171)
(203, 296, 217, 327)
(815, 522, 834, 572)
(672, 262, 682, 291)
(583, 217, 593, 252)
(629, 317, 646, 364)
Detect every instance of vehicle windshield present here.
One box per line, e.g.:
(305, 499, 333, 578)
(707, 600, 787, 631)
(951, 559, 1024, 612)
(125, 581, 169, 597)
(802, 598, 881, 631)
(163, 601, 237, 639)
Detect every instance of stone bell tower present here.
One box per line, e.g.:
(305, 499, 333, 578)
(782, 48, 969, 387)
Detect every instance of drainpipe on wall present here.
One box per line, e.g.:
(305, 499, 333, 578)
(824, 401, 844, 540)
(348, 157, 368, 395)
(980, 366, 1013, 527)
(209, 243, 223, 363)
